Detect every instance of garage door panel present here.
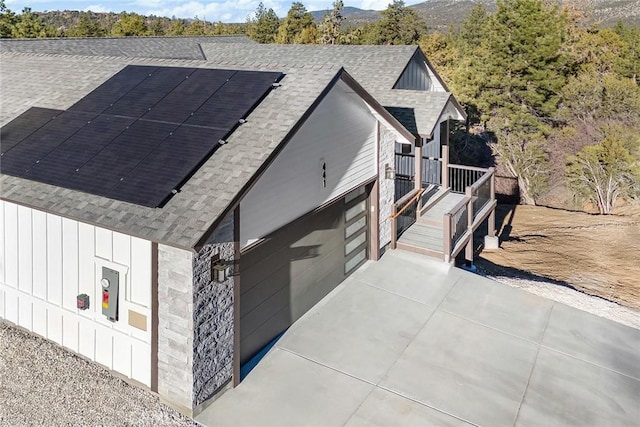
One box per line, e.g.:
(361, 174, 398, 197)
(240, 263, 290, 317)
(240, 187, 369, 366)
(291, 266, 346, 321)
(241, 284, 290, 340)
(241, 245, 294, 297)
(240, 305, 291, 364)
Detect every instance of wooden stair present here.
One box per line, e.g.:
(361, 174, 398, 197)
(396, 192, 467, 261)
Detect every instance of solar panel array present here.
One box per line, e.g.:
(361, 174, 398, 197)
(0, 65, 283, 207)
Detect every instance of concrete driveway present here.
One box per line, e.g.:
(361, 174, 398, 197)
(196, 250, 640, 427)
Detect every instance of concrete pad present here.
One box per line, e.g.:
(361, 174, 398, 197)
(381, 310, 538, 427)
(352, 249, 462, 306)
(440, 274, 553, 342)
(542, 303, 640, 379)
(344, 387, 474, 427)
(278, 279, 434, 384)
(195, 348, 373, 427)
(515, 347, 640, 427)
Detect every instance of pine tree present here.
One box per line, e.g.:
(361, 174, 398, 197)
(111, 12, 148, 37)
(373, 0, 427, 45)
(274, 2, 315, 44)
(248, 2, 280, 44)
(319, 0, 346, 45)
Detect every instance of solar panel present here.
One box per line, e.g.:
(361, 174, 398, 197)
(104, 67, 196, 118)
(69, 65, 158, 114)
(0, 107, 59, 155)
(26, 115, 136, 183)
(63, 120, 178, 195)
(1, 111, 96, 176)
(142, 68, 236, 124)
(186, 70, 282, 129)
(1, 66, 284, 208)
(109, 125, 225, 206)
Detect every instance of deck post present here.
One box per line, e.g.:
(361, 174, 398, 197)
(441, 120, 449, 190)
(391, 204, 397, 250)
(464, 187, 474, 267)
(488, 167, 496, 237)
(484, 167, 500, 250)
(414, 137, 423, 212)
(443, 214, 451, 263)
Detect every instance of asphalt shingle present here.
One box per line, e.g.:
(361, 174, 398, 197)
(0, 40, 461, 249)
(0, 35, 254, 60)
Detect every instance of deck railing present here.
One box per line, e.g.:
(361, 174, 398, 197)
(394, 153, 441, 187)
(448, 164, 487, 194)
(443, 167, 497, 262)
(390, 188, 424, 249)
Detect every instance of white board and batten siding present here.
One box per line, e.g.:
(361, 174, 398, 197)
(240, 80, 378, 247)
(0, 200, 153, 387)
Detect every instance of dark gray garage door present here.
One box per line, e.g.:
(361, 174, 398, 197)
(240, 186, 369, 364)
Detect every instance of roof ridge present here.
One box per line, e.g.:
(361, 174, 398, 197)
(0, 35, 250, 42)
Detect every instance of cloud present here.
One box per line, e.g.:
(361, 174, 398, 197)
(83, 4, 110, 12)
(357, 0, 390, 11)
(144, 0, 263, 22)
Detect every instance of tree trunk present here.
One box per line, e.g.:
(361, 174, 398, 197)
(518, 176, 536, 205)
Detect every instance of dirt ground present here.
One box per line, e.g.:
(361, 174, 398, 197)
(477, 204, 640, 311)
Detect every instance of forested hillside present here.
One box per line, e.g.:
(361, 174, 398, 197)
(1, 0, 638, 214)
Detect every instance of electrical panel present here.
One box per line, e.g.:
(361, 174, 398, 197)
(101, 267, 119, 322)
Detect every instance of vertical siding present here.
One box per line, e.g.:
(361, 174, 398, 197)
(240, 80, 377, 246)
(394, 55, 432, 91)
(17, 206, 32, 294)
(32, 211, 47, 300)
(5, 203, 18, 288)
(0, 201, 153, 387)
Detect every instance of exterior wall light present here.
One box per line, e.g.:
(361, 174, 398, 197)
(211, 258, 229, 282)
(385, 164, 395, 180)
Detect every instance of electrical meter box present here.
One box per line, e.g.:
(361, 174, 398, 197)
(101, 267, 119, 322)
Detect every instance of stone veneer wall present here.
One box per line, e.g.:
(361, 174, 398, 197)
(192, 213, 235, 407)
(157, 244, 194, 413)
(379, 123, 397, 248)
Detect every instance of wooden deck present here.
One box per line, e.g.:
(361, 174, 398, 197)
(396, 192, 466, 259)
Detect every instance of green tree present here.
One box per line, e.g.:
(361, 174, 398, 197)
(371, 0, 427, 45)
(67, 13, 104, 37)
(166, 19, 185, 36)
(12, 7, 55, 38)
(184, 17, 209, 35)
(111, 12, 148, 36)
(566, 134, 640, 214)
(613, 22, 640, 82)
(0, 1, 17, 38)
(319, 0, 346, 45)
(248, 2, 280, 43)
(274, 2, 315, 44)
(474, 0, 568, 204)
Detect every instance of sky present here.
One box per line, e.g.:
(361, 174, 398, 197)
(4, 0, 422, 23)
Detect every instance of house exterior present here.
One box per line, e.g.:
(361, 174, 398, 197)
(0, 37, 494, 416)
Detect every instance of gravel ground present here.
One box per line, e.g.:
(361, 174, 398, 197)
(475, 267, 640, 329)
(0, 322, 195, 427)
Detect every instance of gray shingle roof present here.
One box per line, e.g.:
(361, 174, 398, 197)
(199, 44, 461, 136)
(0, 41, 462, 249)
(200, 43, 417, 99)
(0, 36, 254, 60)
(381, 90, 453, 138)
(1, 52, 340, 249)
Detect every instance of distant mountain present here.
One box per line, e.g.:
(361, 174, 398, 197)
(311, 0, 640, 31)
(310, 6, 379, 26)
